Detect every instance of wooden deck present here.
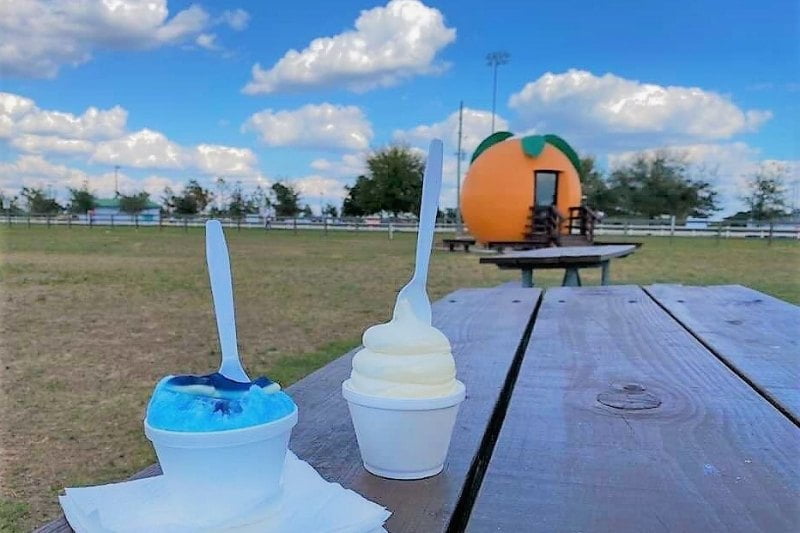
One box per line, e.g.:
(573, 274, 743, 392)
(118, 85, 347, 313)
(38, 284, 799, 532)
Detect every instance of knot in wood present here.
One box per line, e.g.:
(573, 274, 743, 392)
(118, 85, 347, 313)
(597, 382, 661, 410)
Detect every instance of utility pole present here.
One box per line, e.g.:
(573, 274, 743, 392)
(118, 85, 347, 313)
(486, 51, 510, 134)
(114, 165, 120, 197)
(455, 101, 464, 236)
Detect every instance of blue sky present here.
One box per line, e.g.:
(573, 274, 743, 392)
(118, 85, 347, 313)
(1, 0, 798, 214)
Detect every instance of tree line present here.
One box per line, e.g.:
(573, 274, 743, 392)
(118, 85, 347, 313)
(579, 152, 793, 223)
(0, 180, 328, 219)
(0, 145, 794, 224)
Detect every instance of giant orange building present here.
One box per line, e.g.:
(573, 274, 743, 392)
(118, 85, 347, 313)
(461, 133, 587, 245)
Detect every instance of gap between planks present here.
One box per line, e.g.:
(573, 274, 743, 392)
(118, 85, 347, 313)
(446, 290, 544, 532)
(642, 286, 800, 429)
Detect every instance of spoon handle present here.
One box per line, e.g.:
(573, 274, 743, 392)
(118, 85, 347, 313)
(206, 220, 249, 382)
(413, 139, 444, 288)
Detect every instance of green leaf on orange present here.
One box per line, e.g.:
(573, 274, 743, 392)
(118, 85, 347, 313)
(470, 131, 514, 163)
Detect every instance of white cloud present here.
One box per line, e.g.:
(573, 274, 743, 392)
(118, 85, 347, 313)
(0, 92, 127, 141)
(90, 130, 261, 176)
(0, 0, 216, 78)
(310, 153, 366, 177)
(292, 175, 348, 200)
(10, 134, 95, 155)
(221, 9, 250, 31)
(391, 108, 508, 208)
(0, 93, 36, 123)
(91, 129, 186, 169)
(195, 33, 220, 51)
(243, 103, 373, 150)
(17, 106, 128, 139)
(0, 155, 88, 196)
(242, 0, 455, 94)
(393, 107, 509, 155)
(193, 144, 257, 176)
(509, 70, 772, 150)
(2, 92, 262, 178)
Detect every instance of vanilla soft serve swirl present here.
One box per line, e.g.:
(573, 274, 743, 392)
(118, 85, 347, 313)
(349, 299, 459, 398)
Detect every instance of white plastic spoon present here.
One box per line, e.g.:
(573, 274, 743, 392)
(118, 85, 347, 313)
(205, 220, 250, 382)
(392, 139, 444, 324)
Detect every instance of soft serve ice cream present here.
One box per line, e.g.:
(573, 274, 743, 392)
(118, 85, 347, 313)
(343, 299, 466, 479)
(348, 299, 459, 398)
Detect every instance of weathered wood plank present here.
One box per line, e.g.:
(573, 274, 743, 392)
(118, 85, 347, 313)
(646, 284, 800, 423)
(467, 285, 800, 533)
(37, 286, 539, 533)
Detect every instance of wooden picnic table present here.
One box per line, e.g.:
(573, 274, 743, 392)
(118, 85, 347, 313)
(480, 244, 639, 287)
(442, 237, 477, 252)
(39, 284, 799, 532)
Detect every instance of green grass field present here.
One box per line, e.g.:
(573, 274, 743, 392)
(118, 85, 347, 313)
(0, 226, 798, 530)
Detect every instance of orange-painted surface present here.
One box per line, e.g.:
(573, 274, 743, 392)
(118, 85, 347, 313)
(461, 139, 582, 243)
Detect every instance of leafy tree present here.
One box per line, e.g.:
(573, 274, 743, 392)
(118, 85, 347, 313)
(722, 210, 752, 226)
(67, 183, 96, 214)
(271, 182, 300, 217)
(578, 156, 615, 213)
(342, 145, 424, 217)
(20, 186, 62, 214)
(250, 185, 272, 213)
(119, 191, 151, 215)
(369, 145, 424, 216)
(342, 175, 372, 217)
(441, 208, 456, 223)
(322, 203, 338, 218)
(741, 163, 789, 224)
(607, 152, 719, 221)
(163, 179, 213, 216)
(300, 204, 313, 218)
(0, 192, 23, 215)
(227, 181, 258, 219)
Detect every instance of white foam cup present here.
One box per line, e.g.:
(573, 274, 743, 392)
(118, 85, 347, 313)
(342, 380, 465, 480)
(144, 407, 297, 521)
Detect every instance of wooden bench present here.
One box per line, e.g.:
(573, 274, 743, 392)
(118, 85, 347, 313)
(442, 237, 476, 252)
(38, 284, 799, 532)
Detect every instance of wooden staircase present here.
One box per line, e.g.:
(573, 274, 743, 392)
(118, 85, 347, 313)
(523, 205, 564, 247)
(489, 205, 601, 251)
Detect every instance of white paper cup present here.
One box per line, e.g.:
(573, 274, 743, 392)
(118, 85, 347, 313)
(144, 407, 297, 521)
(342, 380, 465, 480)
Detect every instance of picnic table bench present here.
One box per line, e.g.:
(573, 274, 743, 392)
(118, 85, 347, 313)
(39, 284, 799, 532)
(442, 237, 477, 252)
(480, 244, 639, 287)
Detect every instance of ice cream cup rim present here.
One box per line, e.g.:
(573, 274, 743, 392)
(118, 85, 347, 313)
(144, 405, 298, 448)
(342, 379, 465, 411)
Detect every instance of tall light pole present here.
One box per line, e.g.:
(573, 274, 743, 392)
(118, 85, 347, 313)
(114, 165, 120, 197)
(455, 101, 465, 235)
(486, 51, 510, 134)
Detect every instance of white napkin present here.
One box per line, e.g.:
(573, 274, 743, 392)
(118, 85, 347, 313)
(59, 451, 390, 533)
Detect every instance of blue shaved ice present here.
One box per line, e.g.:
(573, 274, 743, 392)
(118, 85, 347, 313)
(146, 374, 296, 432)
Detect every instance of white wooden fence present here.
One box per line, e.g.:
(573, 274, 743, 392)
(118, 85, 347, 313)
(4, 214, 799, 239)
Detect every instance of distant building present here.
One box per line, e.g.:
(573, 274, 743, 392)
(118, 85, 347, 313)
(90, 198, 161, 222)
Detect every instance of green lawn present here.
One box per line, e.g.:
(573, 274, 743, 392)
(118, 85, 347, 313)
(0, 226, 798, 530)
